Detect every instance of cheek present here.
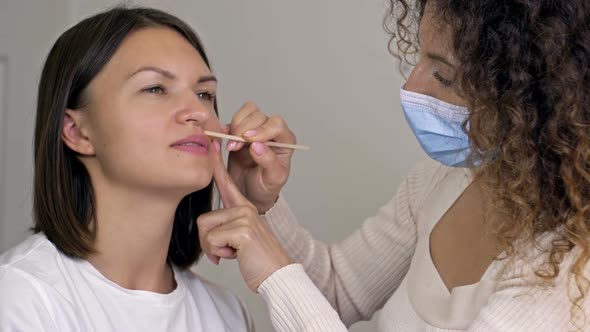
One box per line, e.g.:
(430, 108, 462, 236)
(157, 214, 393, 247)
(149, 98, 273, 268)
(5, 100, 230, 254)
(120, 121, 167, 162)
(440, 90, 469, 108)
(203, 109, 222, 132)
(405, 64, 468, 107)
(92, 113, 158, 163)
(210, 117, 222, 132)
(86, 118, 120, 156)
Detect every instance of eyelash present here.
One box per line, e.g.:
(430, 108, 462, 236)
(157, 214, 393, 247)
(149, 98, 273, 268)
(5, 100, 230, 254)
(143, 85, 165, 94)
(197, 91, 216, 103)
(142, 86, 216, 102)
(433, 71, 453, 87)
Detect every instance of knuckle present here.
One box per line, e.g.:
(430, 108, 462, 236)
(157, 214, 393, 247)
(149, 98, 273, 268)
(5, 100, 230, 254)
(236, 205, 258, 219)
(204, 232, 216, 244)
(229, 121, 239, 132)
(195, 215, 207, 226)
(243, 101, 259, 111)
(269, 115, 286, 128)
(231, 109, 245, 121)
(253, 111, 268, 122)
(237, 205, 252, 216)
(245, 205, 258, 217)
(238, 227, 254, 242)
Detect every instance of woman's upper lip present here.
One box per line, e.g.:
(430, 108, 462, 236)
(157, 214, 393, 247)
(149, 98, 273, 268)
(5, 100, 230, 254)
(171, 134, 210, 148)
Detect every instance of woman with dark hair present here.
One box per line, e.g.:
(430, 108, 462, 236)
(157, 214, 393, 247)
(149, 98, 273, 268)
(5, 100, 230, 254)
(196, 0, 590, 330)
(0, 7, 253, 331)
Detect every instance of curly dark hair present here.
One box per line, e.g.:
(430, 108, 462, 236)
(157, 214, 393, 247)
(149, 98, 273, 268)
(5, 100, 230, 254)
(385, 0, 590, 328)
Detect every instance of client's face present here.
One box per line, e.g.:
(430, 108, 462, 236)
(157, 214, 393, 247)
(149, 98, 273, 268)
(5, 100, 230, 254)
(76, 27, 220, 196)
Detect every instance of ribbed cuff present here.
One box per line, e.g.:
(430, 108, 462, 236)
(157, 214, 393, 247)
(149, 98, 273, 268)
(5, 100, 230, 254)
(258, 264, 347, 332)
(261, 195, 302, 239)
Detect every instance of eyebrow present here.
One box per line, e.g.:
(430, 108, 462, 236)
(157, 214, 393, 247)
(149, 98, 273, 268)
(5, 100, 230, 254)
(128, 66, 217, 83)
(426, 52, 455, 69)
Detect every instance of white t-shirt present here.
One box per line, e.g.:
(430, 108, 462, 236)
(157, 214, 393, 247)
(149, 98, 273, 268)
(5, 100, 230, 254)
(0, 233, 254, 332)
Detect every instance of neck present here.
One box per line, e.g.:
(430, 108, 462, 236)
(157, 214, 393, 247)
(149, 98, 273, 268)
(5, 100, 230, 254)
(87, 180, 183, 294)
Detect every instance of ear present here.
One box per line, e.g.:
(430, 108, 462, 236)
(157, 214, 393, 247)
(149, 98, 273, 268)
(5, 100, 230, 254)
(62, 109, 95, 156)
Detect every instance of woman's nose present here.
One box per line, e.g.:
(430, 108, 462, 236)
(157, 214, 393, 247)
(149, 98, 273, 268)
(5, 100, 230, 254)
(175, 92, 215, 126)
(404, 64, 429, 95)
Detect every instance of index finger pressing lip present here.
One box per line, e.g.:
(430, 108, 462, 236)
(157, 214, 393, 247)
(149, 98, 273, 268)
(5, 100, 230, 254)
(210, 141, 252, 209)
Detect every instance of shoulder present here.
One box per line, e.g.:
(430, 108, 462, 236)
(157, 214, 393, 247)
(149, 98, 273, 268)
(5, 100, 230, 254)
(0, 233, 50, 266)
(0, 262, 40, 298)
(0, 233, 66, 286)
(175, 268, 253, 328)
(479, 235, 590, 330)
(0, 233, 76, 310)
(405, 158, 460, 196)
(0, 233, 61, 276)
(492, 232, 590, 286)
(0, 256, 59, 330)
(398, 159, 461, 215)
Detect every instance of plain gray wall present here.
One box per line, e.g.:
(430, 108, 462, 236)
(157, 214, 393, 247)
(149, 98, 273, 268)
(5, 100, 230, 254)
(0, 0, 77, 250)
(1, 1, 426, 331)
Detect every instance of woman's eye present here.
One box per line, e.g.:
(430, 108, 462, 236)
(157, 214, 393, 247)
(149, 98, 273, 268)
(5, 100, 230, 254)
(197, 91, 216, 102)
(143, 85, 165, 94)
(433, 71, 453, 87)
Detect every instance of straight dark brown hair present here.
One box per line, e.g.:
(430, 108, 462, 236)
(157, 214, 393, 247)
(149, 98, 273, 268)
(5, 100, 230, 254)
(33, 6, 216, 268)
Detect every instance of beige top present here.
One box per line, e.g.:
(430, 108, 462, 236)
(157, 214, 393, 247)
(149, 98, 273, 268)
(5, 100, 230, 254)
(258, 160, 588, 331)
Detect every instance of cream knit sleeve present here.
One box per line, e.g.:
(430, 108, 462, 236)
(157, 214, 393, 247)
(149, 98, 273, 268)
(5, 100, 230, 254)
(261, 161, 440, 326)
(258, 264, 348, 331)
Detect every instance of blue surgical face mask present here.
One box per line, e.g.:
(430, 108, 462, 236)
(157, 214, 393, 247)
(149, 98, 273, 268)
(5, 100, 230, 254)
(400, 87, 478, 168)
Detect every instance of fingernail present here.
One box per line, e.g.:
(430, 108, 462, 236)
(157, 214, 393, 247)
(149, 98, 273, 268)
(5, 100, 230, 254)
(214, 140, 221, 152)
(244, 130, 257, 137)
(227, 141, 237, 151)
(252, 142, 265, 156)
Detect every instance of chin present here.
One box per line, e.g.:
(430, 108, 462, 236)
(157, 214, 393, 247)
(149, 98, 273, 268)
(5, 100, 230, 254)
(172, 183, 210, 201)
(179, 174, 213, 191)
(153, 168, 212, 196)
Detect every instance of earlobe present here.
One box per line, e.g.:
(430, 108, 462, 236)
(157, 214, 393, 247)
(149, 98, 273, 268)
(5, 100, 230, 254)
(62, 109, 95, 156)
